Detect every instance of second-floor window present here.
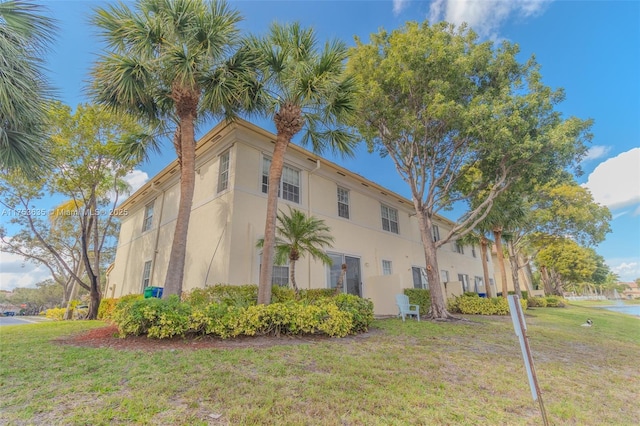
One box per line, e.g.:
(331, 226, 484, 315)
(454, 241, 464, 254)
(217, 150, 230, 193)
(381, 204, 399, 234)
(262, 157, 300, 203)
(142, 200, 154, 232)
(337, 186, 350, 219)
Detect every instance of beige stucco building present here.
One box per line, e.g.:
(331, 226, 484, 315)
(107, 119, 498, 315)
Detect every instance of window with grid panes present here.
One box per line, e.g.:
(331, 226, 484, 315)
(381, 204, 399, 234)
(337, 186, 350, 219)
(217, 150, 230, 193)
(262, 157, 300, 203)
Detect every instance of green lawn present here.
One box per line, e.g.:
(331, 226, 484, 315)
(1, 304, 638, 425)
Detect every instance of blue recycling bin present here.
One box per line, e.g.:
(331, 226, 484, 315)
(144, 286, 164, 299)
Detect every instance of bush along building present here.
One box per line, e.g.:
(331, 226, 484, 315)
(107, 119, 500, 315)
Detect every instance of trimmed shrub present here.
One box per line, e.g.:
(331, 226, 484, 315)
(45, 308, 66, 321)
(545, 295, 566, 307)
(298, 288, 337, 302)
(527, 297, 548, 308)
(403, 288, 431, 316)
(183, 284, 258, 308)
(113, 291, 374, 339)
(331, 294, 374, 333)
(98, 298, 118, 320)
(448, 293, 527, 315)
(271, 285, 296, 303)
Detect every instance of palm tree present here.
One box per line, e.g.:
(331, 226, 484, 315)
(257, 207, 334, 294)
(0, 0, 56, 175)
(248, 22, 358, 304)
(91, 0, 262, 297)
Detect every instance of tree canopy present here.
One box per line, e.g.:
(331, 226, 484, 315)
(347, 21, 592, 318)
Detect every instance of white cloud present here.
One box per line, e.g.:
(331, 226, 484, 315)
(428, 0, 553, 39)
(123, 169, 149, 195)
(108, 169, 149, 204)
(393, 0, 410, 16)
(583, 148, 640, 210)
(0, 251, 51, 291)
(583, 145, 612, 162)
(609, 260, 640, 282)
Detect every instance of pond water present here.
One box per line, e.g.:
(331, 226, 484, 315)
(597, 304, 640, 318)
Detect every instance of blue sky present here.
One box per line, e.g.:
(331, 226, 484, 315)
(1, 0, 639, 289)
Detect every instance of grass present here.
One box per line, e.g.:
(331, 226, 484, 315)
(1, 304, 639, 425)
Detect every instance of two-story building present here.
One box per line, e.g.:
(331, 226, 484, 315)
(107, 119, 498, 315)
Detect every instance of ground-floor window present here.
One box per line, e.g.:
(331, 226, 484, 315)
(458, 273, 469, 292)
(327, 253, 361, 297)
(141, 260, 152, 291)
(412, 267, 429, 289)
(272, 265, 289, 287)
(382, 260, 393, 275)
(474, 276, 484, 293)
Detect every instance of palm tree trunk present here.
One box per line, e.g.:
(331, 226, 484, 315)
(289, 259, 298, 294)
(493, 227, 508, 298)
(480, 237, 493, 298)
(258, 137, 289, 304)
(258, 102, 303, 305)
(164, 91, 198, 298)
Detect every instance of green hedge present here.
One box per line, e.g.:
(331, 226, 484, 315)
(112, 289, 374, 339)
(448, 293, 528, 315)
(508, 290, 529, 300)
(544, 295, 566, 307)
(403, 288, 431, 316)
(527, 297, 548, 308)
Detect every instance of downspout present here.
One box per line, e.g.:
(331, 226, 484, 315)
(307, 160, 321, 289)
(149, 182, 165, 288)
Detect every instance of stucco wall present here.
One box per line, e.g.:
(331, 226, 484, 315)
(108, 120, 498, 314)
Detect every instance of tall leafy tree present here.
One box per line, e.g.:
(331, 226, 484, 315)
(0, 102, 143, 319)
(536, 239, 598, 294)
(0, 0, 56, 174)
(247, 22, 357, 304)
(348, 21, 591, 319)
(257, 207, 334, 294)
(91, 0, 262, 298)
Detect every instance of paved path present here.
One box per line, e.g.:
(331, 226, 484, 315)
(0, 316, 50, 326)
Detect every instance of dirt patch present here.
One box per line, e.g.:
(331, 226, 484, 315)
(54, 324, 383, 352)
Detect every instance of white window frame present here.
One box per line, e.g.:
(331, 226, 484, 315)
(217, 150, 230, 193)
(141, 260, 152, 290)
(381, 204, 399, 234)
(272, 265, 290, 287)
(142, 200, 155, 232)
(432, 225, 440, 242)
(475, 276, 484, 293)
(412, 266, 429, 289)
(471, 245, 477, 258)
(337, 186, 350, 219)
(441, 270, 449, 283)
(262, 157, 300, 204)
(454, 241, 464, 255)
(458, 273, 469, 292)
(382, 260, 393, 275)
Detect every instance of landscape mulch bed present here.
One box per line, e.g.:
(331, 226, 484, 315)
(54, 323, 381, 352)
